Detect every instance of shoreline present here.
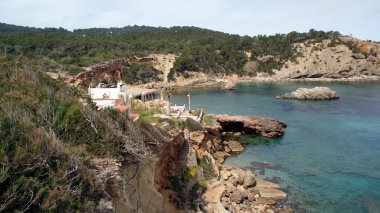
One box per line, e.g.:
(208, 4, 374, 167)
(192, 114, 292, 212)
(168, 75, 380, 89)
(252, 75, 380, 82)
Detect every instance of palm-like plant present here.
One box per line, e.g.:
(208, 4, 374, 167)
(161, 86, 175, 114)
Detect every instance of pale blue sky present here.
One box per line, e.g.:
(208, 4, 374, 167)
(1, 0, 379, 40)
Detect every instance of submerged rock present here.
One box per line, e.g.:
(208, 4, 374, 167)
(276, 87, 339, 100)
(255, 179, 287, 200)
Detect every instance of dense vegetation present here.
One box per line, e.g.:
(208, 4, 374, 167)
(0, 56, 167, 211)
(0, 23, 342, 80)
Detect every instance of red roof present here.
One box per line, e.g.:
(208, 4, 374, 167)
(115, 105, 130, 111)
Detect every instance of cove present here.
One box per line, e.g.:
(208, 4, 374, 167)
(171, 81, 380, 213)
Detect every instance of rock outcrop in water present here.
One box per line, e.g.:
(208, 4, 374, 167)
(208, 114, 286, 138)
(276, 86, 339, 100)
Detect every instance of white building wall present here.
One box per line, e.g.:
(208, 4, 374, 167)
(89, 82, 123, 99)
(90, 88, 121, 99)
(92, 99, 116, 109)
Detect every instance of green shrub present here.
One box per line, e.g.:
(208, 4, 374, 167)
(184, 118, 204, 132)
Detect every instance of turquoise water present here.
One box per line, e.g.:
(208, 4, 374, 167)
(171, 81, 380, 213)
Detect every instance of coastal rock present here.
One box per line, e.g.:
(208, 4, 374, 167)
(351, 53, 366, 59)
(230, 190, 244, 203)
(208, 114, 286, 138)
(202, 152, 220, 178)
(257, 188, 287, 200)
(255, 179, 280, 189)
(283, 205, 294, 212)
(255, 179, 287, 200)
(221, 81, 236, 90)
(203, 181, 228, 213)
(243, 176, 256, 188)
(248, 193, 256, 202)
(276, 87, 339, 100)
(226, 140, 245, 153)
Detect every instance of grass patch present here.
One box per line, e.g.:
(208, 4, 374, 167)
(135, 109, 162, 124)
(184, 166, 200, 180)
(202, 115, 215, 126)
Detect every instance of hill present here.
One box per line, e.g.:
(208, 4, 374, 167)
(3, 23, 378, 83)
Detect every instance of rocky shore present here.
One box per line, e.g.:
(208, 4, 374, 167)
(255, 75, 380, 82)
(95, 113, 292, 213)
(185, 114, 291, 212)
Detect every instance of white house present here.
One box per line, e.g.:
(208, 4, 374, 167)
(88, 82, 124, 100)
(88, 82, 126, 109)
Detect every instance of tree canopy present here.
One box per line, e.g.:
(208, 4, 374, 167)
(0, 23, 341, 77)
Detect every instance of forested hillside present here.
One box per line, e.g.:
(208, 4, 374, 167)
(0, 23, 342, 78)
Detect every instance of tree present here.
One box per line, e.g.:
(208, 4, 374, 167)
(161, 86, 175, 114)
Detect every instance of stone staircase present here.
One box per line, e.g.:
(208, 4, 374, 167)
(174, 130, 190, 178)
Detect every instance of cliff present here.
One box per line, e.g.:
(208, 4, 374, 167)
(271, 37, 380, 80)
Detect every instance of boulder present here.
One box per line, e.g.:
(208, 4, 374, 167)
(255, 179, 287, 200)
(257, 188, 287, 200)
(224, 146, 232, 153)
(351, 53, 366, 59)
(237, 185, 249, 198)
(226, 140, 245, 153)
(243, 176, 256, 188)
(213, 151, 229, 164)
(276, 87, 339, 100)
(203, 181, 228, 213)
(247, 193, 256, 202)
(221, 81, 236, 90)
(229, 190, 243, 203)
(208, 114, 286, 138)
(255, 179, 280, 189)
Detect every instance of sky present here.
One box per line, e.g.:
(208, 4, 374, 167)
(0, 0, 379, 40)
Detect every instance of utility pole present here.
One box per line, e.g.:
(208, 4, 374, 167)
(187, 93, 191, 112)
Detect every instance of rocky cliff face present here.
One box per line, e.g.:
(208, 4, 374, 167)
(272, 38, 380, 80)
(148, 54, 176, 83)
(69, 58, 128, 86)
(67, 54, 177, 86)
(101, 133, 186, 213)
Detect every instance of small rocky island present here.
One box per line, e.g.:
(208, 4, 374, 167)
(276, 86, 339, 100)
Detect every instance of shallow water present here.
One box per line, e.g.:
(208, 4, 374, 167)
(171, 81, 380, 213)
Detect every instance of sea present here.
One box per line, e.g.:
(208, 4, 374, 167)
(171, 81, 380, 213)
